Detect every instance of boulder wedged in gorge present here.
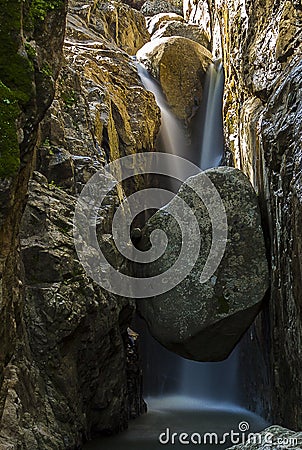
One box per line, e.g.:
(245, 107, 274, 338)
(138, 167, 269, 361)
(141, 0, 183, 16)
(183, 0, 302, 428)
(137, 36, 212, 120)
(152, 20, 211, 49)
(146, 12, 184, 35)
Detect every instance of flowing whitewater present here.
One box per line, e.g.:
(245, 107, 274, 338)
(136, 60, 239, 405)
(85, 62, 268, 449)
(198, 61, 225, 170)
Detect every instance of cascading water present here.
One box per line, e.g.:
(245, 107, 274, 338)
(197, 61, 225, 170)
(136, 64, 188, 163)
(136, 61, 239, 405)
(85, 61, 268, 450)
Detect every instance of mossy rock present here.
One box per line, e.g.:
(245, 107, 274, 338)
(0, 82, 21, 178)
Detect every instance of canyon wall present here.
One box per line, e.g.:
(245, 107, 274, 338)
(0, 1, 160, 447)
(0, 0, 68, 447)
(1, 0, 301, 446)
(185, 0, 302, 429)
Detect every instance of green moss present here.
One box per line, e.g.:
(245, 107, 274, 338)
(25, 42, 37, 60)
(0, 1, 36, 178)
(61, 89, 77, 107)
(40, 63, 53, 78)
(0, 1, 34, 105)
(0, 82, 21, 177)
(30, 0, 64, 22)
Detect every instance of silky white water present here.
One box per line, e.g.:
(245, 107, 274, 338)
(136, 62, 239, 404)
(84, 62, 268, 449)
(198, 61, 225, 170)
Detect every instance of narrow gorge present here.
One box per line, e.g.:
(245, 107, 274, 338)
(0, 0, 301, 449)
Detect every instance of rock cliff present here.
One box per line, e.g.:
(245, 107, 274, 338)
(1, 0, 302, 446)
(0, 0, 159, 447)
(184, 0, 302, 429)
(0, 0, 68, 447)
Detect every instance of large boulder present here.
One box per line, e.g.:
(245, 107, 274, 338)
(226, 426, 302, 450)
(137, 167, 269, 361)
(152, 20, 211, 49)
(137, 36, 212, 120)
(121, 0, 145, 9)
(141, 0, 183, 16)
(146, 12, 184, 35)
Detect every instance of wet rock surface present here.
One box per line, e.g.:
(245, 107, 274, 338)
(226, 425, 302, 450)
(138, 167, 269, 361)
(0, 0, 159, 447)
(146, 12, 184, 35)
(184, 0, 302, 429)
(0, 0, 68, 447)
(152, 20, 211, 49)
(137, 36, 212, 120)
(68, 0, 150, 55)
(141, 0, 183, 16)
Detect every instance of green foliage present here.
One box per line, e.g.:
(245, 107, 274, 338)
(40, 63, 53, 78)
(61, 89, 77, 107)
(0, 82, 21, 177)
(49, 180, 62, 189)
(30, 0, 64, 21)
(25, 42, 37, 60)
(0, 1, 34, 105)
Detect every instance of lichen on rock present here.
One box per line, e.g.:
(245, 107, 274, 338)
(138, 167, 269, 361)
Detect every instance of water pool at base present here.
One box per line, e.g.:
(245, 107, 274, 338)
(84, 396, 268, 450)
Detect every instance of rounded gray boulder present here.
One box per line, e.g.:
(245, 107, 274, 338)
(137, 167, 269, 361)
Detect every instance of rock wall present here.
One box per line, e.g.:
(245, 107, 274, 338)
(0, 0, 68, 447)
(0, 0, 159, 448)
(184, 0, 302, 429)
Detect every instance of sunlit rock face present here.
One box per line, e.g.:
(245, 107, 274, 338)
(141, 0, 183, 16)
(68, 0, 150, 55)
(137, 36, 212, 120)
(138, 167, 269, 361)
(151, 20, 211, 49)
(146, 12, 184, 35)
(184, 0, 302, 430)
(0, 1, 159, 448)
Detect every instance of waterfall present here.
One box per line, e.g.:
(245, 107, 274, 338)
(136, 63, 188, 162)
(135, 61, 239, 405)
(198, 61, 225, 170)
(136, 63, 190, 188)
(84, 60, 268, 450)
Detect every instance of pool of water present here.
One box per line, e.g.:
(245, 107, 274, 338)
(84, 396, 268, 450)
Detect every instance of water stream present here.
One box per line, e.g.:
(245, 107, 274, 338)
(85, 62, 268, 449)
(136, 61, 239, 405)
